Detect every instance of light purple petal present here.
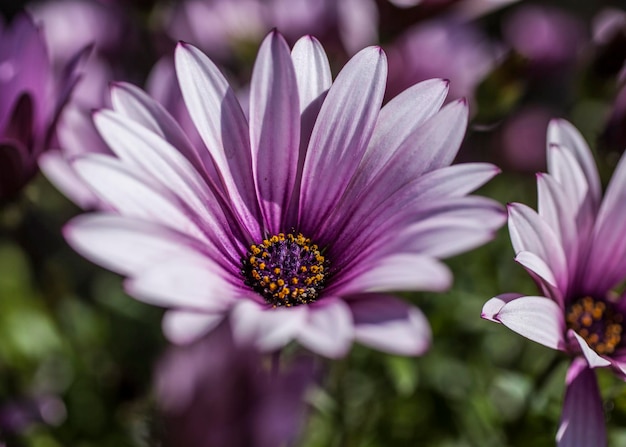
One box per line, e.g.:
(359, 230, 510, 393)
(353, 78, 449, 191)
(162, 310, 224, 345)
(350, 294, 431, 356)
(586, 149, 626, 293)
(231, 300, 308, 352)
(556, 358, 607, 447)
(537, 173, 579, 271)
(320, 166, 502, 262)
(320, 99, 468, 240)
(507, 202, 568, 293)
(175, 42, 261, 239)
(547, 145, 591, 222)
(515, 251, 558, 287)
(367, 99, 468, 190)
(124, 251, 239, 312)
(93, 109, 214, 215)
(249, 31, 300, 233)
(381, 197, 506, 259)
(288, 35, 332, 223)
(39, 151, 99, 209)
(330, 253, 452, 295)
(569, 330, 611, 368)
(296, 298, 354, 358)
(410, 163, 501, 201)
(298, 45, 387, 233)
(109, 82, 208, 175)
(548, 119, 601, 211)
(489, 295, 566, 351)
(481, 293, 524, 322)
(64, 213, 209, 276)
(291, 36, 331, 115)
(72, 154, 206, 241)
(333, 195, 504, 272)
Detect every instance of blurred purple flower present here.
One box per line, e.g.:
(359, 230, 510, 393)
(499, 106, 551, 172)
(163, 0, 378, 59)
(64, 31, 504, 358)
(503, 5, 586, 71)
(155, 320, 312, 447)
(31, 0, 139, 208)
(482, 119, 626, 446)
(0, 13, 79, 201)
(385, 19, 499, 104)
(0, 395, 66, 435)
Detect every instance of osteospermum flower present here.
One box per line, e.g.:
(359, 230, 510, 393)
(65, 31, 505, 358)
(156, 319, 312, 447)
(0, 13, 80, 201)
(482, 119, 626, 446)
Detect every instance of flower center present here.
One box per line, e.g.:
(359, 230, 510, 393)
(566, 296, 623, 355)
(242, 232, 327, 307)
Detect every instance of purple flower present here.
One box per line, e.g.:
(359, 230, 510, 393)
(385, 19, 499, 104)
(64, 31, 504, 358)
(155, 320, 312, 447)
(481, 119, 626, 446)
(503, 5, 586, 70)
(0, 13, 79, 201)
(163, 0, 378, 59)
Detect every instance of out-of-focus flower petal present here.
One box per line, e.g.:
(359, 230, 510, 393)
(350, 294, 431, 356)
(557, 358, 607, 447)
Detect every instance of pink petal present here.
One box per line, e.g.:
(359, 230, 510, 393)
(296, 298, 354, 358)
(109, 82, 207, 175)
(481, 293, 524, 323)
(288, 35, 331, 223)
(230, 300, 308, 352)
(350, 294, 431, 356)
(299, 45, 387, 233)
(93, 109, 215, 216)
(569, 330, 611, 368)
(507, 202, 568, 292)
(72, 154, 206, 241)
(124, 251, 239, 312)
(548, 119, 601, 210)
(556, 358, 607, 447)
(489, 295, 566, 351)
(39, 151, 99, 209)
(354, 78, 449, 191)
(515, 251, 558, 287)
(410, 163, 501, 201)
(547, 145, 591, 221)
(367, 99, 468, 191)
(162, 310, 224, 345)
(537, 173, 579, 272)
(291, 36, 331, 116)
(64, 213, 209, 276)
(175, 42, 261, 239)
(249, 31, 300, 233)
(330, 253, 451, 296)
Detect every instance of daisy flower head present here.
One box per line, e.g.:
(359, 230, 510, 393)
(482, 119, 626, 446)
(65, 31, 505, 358)
(0, 13, 81, 201)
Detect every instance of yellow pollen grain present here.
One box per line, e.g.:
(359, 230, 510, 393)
(258, 262, 266, 270)
(581, 314, 593, 327)
(274, 267, 281, 275)
(291, 278, 298, 284)
(277, 279, 285, 287)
